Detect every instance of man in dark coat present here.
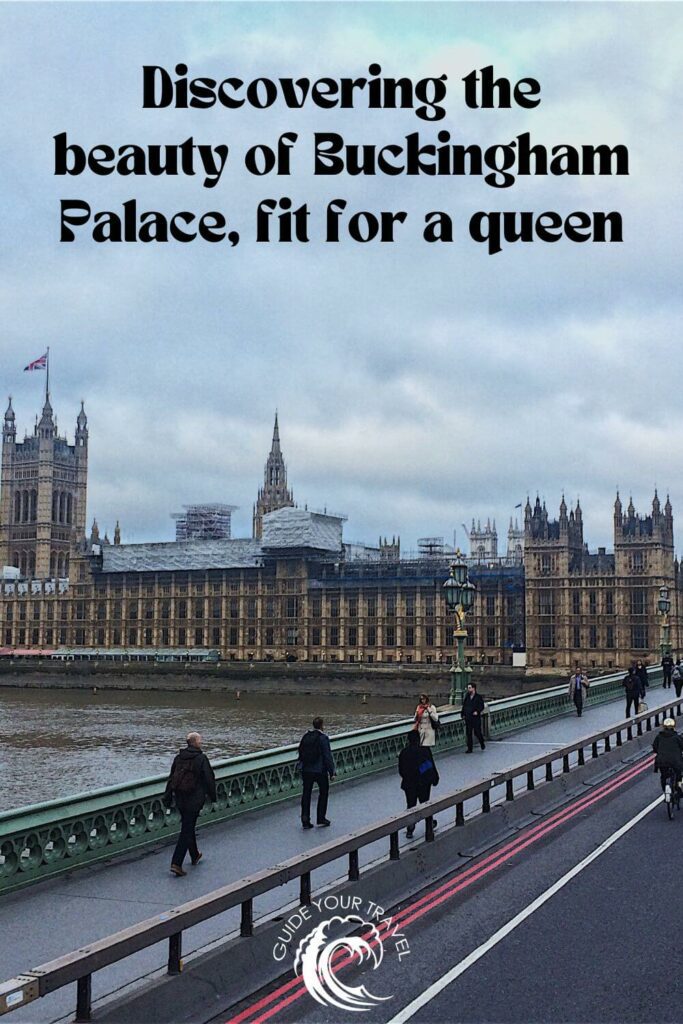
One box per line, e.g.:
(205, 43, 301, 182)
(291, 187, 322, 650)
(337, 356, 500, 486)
(622, 667, 641, 718)
(461, 682, 486, 752)
(398, 731, 439, 838)
(662, 653, 674, 689)
(298, 716, 336, 829)
(164, 731, 217, 876)
(653, 719, 683, 792)
(635, 660, 649, 697)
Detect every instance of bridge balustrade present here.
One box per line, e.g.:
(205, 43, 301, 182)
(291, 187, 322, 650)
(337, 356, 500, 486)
(0, 668, 660, 895)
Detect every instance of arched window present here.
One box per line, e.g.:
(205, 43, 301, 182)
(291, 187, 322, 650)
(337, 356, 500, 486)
(20, 551, 28, 576)
(50, 552, 57, 577)
(58, 493, 65, 524)
(52, 493, 58, 523)
(14, 492, 20, 522)
(28, 552, 36, 576)
(66, 494, 73, 525)
(63, 555, 69, 578)
(30, 490, 37, 523)
(12, 551, 19, 569)
(22, 490, 29, 523)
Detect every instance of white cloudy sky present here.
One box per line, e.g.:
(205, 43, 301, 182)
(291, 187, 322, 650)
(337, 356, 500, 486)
(0, 2, 681, 552)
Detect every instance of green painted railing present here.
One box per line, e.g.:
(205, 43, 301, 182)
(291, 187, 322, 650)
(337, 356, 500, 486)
(0, 667, 661, 894)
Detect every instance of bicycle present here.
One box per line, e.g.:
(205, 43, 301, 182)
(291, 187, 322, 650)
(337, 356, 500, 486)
(661, 766, 682, 820)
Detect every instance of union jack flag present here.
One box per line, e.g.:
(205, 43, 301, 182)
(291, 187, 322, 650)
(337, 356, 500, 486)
(24, 353, 47, 372)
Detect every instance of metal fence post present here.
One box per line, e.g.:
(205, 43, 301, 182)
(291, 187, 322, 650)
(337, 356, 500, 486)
(75, 975, 92, 1023)
(240, 899, 254, 938)
(300, 872, 312, 906)
(389, 832, 400, 861)
(167, 932, 182, 975)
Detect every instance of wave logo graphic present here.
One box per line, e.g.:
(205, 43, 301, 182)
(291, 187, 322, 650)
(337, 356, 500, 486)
(294, 914, 392, 1012)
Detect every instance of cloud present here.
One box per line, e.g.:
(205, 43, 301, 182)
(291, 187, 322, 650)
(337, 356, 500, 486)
(0, 2, 681, 553)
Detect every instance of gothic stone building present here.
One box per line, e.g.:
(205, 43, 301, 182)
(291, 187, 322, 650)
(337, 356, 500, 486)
(524, 494, 678, 674)
(0, 394, 676, 671)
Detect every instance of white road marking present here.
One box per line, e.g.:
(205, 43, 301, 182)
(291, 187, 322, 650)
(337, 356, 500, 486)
(491, 741, 566, 747)
(387, 794, 662, 1023)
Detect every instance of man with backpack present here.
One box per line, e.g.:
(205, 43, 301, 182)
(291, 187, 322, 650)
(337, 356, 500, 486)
(163, 732, 217, 877)
(297, 717, 336, 829)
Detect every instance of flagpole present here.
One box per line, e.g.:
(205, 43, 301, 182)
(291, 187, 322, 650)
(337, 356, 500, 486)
(46, 347, 50, 402)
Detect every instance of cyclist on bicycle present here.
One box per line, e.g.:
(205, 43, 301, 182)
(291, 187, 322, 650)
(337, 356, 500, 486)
(653, 718, 683, 792)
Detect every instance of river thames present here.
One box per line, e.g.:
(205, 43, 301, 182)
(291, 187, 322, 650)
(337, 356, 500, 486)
(0, 685, 413, 812)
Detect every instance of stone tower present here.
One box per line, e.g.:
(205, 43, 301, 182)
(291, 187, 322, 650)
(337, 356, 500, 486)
(506, 516, 524, 564)
(613, 490, 675, 651)
(468, 518, 498, 560)
(0, 392, 88, 578)
(252, 413, 294, 540)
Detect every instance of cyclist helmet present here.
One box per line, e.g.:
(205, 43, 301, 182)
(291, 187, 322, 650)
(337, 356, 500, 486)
(663, 718, 676, 730)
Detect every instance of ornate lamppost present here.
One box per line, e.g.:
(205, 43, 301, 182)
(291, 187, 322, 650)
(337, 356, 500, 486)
(658, 584, 672, 660)
(443, 552, 476, 706)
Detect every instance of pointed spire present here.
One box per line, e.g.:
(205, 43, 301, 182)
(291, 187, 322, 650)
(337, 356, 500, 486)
(76, 400, 88, 447)
(614, 490, 622, 514)
(271, 410, 281, 452)
(628, 495, 635, 516)
(114, 521, 121, 545)
(3, 396, 15, 443)
(37, 392, 54, 439)
(653, 488, 661, 514)
(665, 494, 672, 517)
(90, 518, 100, 542)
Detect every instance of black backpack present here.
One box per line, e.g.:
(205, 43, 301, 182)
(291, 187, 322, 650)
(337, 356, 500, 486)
(298, 730, 322, 767)
(171, 756, 201, 794)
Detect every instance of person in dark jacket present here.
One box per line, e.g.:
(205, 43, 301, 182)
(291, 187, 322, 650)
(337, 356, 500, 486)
(398, 731, 439, 838)
(662, 653, 674, 689)
(635, 659, 649, 696)
(461, 682, 486, 752)
(674, 660, 683, 699)
(298, 717, 336, 829)
(164, 732, 217, 877)
(622, 667, 641, 718)
(653, 719, 683, 792)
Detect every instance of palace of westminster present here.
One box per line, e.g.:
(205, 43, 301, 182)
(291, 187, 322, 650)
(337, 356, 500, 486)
(0, 388, 679, 675)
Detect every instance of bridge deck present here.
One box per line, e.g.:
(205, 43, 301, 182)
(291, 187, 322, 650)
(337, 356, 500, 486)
(2, 689, 651, 1022)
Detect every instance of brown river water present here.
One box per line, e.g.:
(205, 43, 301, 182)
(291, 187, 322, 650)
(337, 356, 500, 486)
(0, 685, 413, 812)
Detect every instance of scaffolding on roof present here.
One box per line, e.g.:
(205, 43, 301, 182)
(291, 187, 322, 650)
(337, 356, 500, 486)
(417, 537, 456, 558)
(171, 504, 238, 542)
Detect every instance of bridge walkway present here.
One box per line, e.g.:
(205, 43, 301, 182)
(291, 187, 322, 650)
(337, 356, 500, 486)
(2, 687, 652, 1022)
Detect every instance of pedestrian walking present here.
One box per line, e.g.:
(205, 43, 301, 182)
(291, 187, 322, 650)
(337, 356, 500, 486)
(568, 666, 589, 717)
(398, 731, 440, 838)
(635, 659, 649, 696)
(673, 660, 683, 699)
(461, 682, 486, 751)
(297, 716, 336, 829)
(414, 693, 439, 748)
(662, 652, 674, 689)
(622, 666, 641, 718)
(163, 731, 217, 877)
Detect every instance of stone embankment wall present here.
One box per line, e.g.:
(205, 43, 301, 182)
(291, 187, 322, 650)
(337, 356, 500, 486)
(0, 661, 556, 699)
